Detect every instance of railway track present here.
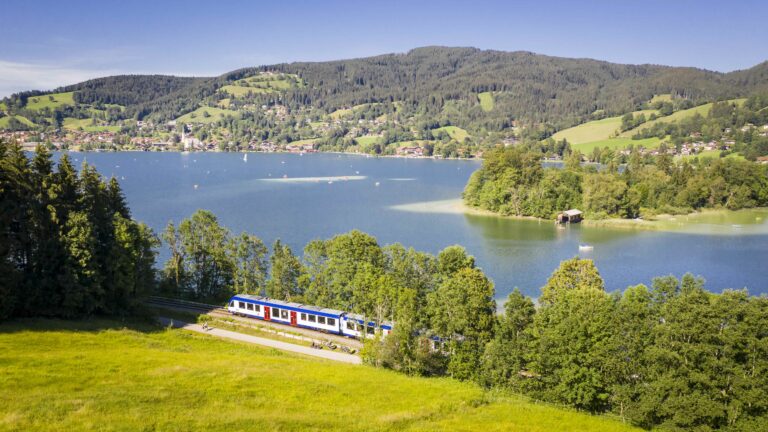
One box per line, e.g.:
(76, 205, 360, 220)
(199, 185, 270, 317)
(146, 296, 363, 349)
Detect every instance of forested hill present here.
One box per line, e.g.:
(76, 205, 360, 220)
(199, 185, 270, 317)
(3, 47, 768, 156)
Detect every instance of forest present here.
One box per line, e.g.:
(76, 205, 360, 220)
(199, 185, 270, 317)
(464, 145, 768, 219)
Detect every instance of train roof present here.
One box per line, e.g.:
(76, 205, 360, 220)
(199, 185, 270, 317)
(346, 312, 394, 330)
(231, 294, 346, 318)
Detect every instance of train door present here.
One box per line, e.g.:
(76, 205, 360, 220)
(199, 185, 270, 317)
(264, 307, 271, 320)
(290, 311, 297, 326)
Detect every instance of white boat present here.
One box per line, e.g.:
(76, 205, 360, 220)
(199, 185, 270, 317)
(243, 153, 248, 162)
(579, 244, 594, 251)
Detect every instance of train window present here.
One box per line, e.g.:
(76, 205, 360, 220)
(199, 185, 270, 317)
(272, 308, 280, 317)
(246, 303, 253, 311)
(367, 326, 375, 335)
(327, 318, 335, 326)
(254, 305, 261, 312)
(346, 321, 355, 330)
(300, 313, 307, 320)
(318, 316, 326, 325)
(238, 301, 245, 308)
(229, 301, 234, 307)
(308, 315, 316, 323)
(281, 310, 288, 319)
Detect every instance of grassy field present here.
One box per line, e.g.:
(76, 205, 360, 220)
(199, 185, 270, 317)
(619, 98, 746, 138)
(220, 85, 274, 97)
(649, 94, 672, 104)
(355, 135, 381, 146)
(0, 115, 36, 128)
(176, 107, 240, 124)
(432, 125, 469, 142)
(478, 92, 494, 111)
(552, 110, 657, 145)
(63, 117, 121, 132)
(572, 137, 662, 154)
(0, 319, 638, 431)
(25, 92, 75, 111)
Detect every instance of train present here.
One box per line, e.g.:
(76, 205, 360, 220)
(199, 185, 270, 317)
(227, 294, 393, 339)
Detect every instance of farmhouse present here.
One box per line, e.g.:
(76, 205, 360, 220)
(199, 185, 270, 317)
(397, 146, 424, 157)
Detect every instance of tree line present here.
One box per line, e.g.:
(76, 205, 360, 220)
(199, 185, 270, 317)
(464, 145, 768, 219)
(0, 141, 157, 319)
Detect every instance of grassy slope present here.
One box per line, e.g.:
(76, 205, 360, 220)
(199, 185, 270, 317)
(432, 125, 469, 142)
(63, 117, 121, 133)
(573, 137, 662, 154)
(0, 115, 36, 128)
(619, 98, 747, 138)
(478, 92, 494, 111)
(220, 85, 274, 97)
(355, 135, 381, 146)
(552, 110, 657, 145)
(25, 92, 75, 111)
(649, 94, 672, 104)
(176, 107, 240, 124)
(0, 319, 637, 432)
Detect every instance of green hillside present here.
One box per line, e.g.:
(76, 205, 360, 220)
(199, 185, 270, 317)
(478, 92, 494, 111)
(572, 136, 662, 154)
(25, 91, 75, 111)
(176, 106, 240, 124)
(432, 125, 469, 142)
(552, 109, 657, 145)
(619, 98, 747, 137)
(0, 319, 638, 432)
(0, 115, 35, 128)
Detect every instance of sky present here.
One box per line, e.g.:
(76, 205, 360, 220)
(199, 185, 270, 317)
(1, 0, 767, 97)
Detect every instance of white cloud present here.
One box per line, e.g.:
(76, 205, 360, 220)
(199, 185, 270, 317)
(0, 60, 119, 98)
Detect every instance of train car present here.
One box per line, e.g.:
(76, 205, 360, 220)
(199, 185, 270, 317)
(227, 294, 395, 339)
(228, 294, 345, 335)
(341, 313, 393, 339)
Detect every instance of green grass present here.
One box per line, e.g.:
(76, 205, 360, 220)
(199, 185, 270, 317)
(355, 135, 381, 146)
(288, 138, 319, 146)
(329, 107, 353, 119)
(25, 92, 75, 111)
(0, 318, 638, 431)
(0, 101, 7, 111)
(649, 94, 672, 104)
(572, 137, 662, 154)
(478, 92, 494, 111)
(552, 110, 658, 145)
(62, 117, 121, 132)
(0, 115, 36, 128)
(176, 107, 240, 124)
(619, 98, 746, 138)
(432, 125, 469, 142)
(220, 85, 274, 97)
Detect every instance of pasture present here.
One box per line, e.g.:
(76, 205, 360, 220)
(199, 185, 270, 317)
(0, 319, 638, 432)
(571, 137, 662, 154)
(0, 115, 35, 128)
(25, 92, 75, 111)
(478, 92, 494, 111)
(552, 110, 657, 145)
(432, 125, 469, 142)
(619, 98, 746, 137)
(176, 107, 240, 124)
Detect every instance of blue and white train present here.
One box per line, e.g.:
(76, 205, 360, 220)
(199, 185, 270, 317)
(227, 294, 393, 339)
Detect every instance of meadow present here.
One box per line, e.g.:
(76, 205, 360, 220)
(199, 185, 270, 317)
(25, 91, 75, 111)
(551, 109, 658, 145)
(0, 318, 639, 432)
(176, 106, 241, 124)
(432, 125, 469, 142)
(619, 98, 746, 137)
(478, 92, 494, 111)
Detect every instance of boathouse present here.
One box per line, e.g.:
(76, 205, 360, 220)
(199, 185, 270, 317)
(557, 209, 583, 224)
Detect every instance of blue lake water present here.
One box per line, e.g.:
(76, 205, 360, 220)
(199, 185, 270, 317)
(63, 151, 768, 300)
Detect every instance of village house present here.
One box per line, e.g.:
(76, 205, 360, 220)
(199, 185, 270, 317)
(397, 146, 424, 157)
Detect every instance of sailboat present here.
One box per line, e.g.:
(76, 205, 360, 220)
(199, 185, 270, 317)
(243, 153, 248, 162)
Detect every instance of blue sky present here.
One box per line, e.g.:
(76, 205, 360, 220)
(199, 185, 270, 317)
(1, 0, 767, 97)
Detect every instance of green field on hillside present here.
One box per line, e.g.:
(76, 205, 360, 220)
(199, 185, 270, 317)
(355, 135, 381, 146)
(432, 125, 469, 142)
(478, 92, 494, 111)
(63, 117, 121, 132)
(176, 107, 240, 124)
(649, 94, 672, 104)
(619, 98, 746, 137)
(220, 85, 274, 97)
(0, 115, 36, 128)
(0, 319, 637, 431)
(572, 137, 662, 154)
(25, 92, 75, 111)
(552, 110, 658, 145)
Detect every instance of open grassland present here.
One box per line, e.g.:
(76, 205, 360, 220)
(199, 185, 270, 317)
(176, 106, 240, 124)
(0, 319, 638, 432)
(221, 73, 304, 98)
(355, 135, 381, 146)
(572, 137, 662, 154)
(63, 117, 121, 133)
(649, 94, 673, 104)
(552, 110, 657, 145)
(220, 85, 274, 97)
(619, 98, 746, 137)
(25, 92, 75, 111)
(432, 125, 469, 142)
(478, 92, 494, 111)
(0, 115, 35, 128)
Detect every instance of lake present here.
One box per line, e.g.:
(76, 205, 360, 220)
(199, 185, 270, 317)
(63, 151, 768, 300)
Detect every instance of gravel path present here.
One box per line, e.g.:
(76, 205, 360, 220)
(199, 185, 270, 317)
(157, 317, 362, 364)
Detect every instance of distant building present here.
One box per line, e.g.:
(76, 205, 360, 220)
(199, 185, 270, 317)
(557, 209, 583, 224)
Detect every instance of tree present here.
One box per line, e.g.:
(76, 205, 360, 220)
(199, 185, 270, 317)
(229, 232, 268, 295)
(540, 257, 604, 305)
(266, 239, 304, 300)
